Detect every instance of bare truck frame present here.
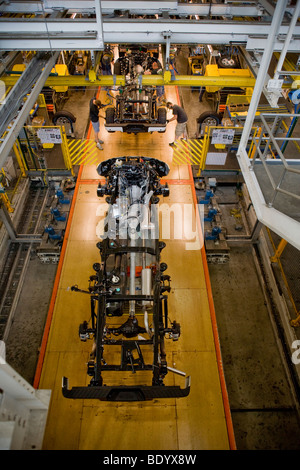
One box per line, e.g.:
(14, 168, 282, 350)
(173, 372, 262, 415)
(105, 85, 167, 134)
(62, 156, 190, 401)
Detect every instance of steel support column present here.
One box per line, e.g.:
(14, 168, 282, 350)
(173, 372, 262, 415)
(236, 1, 300, 251)
(0, 206, 42, 243)
(0, 341, 51, 450)
(238, 1, 288, 148)
(92, 0, 104, 49)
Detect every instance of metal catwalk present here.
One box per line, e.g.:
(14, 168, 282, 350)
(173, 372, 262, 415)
(33, 87, 236, 450)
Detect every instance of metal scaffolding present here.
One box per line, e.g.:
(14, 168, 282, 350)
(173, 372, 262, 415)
(237, 0, 300, 251)
(0, 1, 299, 51)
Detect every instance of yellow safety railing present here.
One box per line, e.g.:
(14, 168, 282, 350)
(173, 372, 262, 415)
(205, 125, 258, 174)
(172, 134, 209, 170)
(60, 126, 75, 175)
(171, 125, 261, 175)
(13, 142, 27, 177)
(0, 169, 14, 213)
(18, 125, 75, 176)
(12, 123, 102, 181)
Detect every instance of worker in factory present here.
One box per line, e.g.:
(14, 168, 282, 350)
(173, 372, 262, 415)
(89, 97, 104, 150)
(166, 102, 188, 146)
(100, 50, 114, 75)
(100, 48, 114, 92)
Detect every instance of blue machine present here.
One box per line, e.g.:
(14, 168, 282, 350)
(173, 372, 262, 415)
(45, 225, 63, 240)
(56, 189, 70, 204)
(51, 208, 66, 221)
(204, 208, 217, 222)
(205, 226, 221, 240)
(199, 190, 214, 205)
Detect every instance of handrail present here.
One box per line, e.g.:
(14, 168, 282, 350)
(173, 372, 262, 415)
(249, 113, 300, 208)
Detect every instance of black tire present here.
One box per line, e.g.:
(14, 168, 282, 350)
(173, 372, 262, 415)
(217, 55, 238, 69)
(197, 111, 221, 127)
(157, 107, 167, 124)
(105, 107, 115, 124)
(52, 110, 76, 125)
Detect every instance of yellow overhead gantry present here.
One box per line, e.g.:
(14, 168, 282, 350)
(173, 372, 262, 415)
(2, 70, 256, 89)
(3, 68, 298, 90)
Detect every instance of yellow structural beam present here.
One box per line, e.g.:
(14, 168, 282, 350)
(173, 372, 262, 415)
(270, 238, 288, 263)
(50, 64, 69, 92)
(1, 73, 256, 88)
(204, 64, 254, 92)
(13, 142, 27, 177)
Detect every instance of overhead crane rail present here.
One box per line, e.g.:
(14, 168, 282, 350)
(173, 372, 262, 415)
(0, 1, 279, 18)
(0, 2, 299, 51)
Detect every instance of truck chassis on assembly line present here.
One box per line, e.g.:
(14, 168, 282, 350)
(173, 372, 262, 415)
(104, 45, 167, 134)
(105, 85, 167, 134)
(62, 156, 190, 401)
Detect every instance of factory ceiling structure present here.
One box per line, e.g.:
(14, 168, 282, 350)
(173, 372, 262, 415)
(0, 0, 300, 250)
(0, 0, 300, 51)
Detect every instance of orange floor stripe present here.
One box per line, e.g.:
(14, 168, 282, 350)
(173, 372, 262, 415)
(33, 164, 84, 389)
(33, 91, 99, 388)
